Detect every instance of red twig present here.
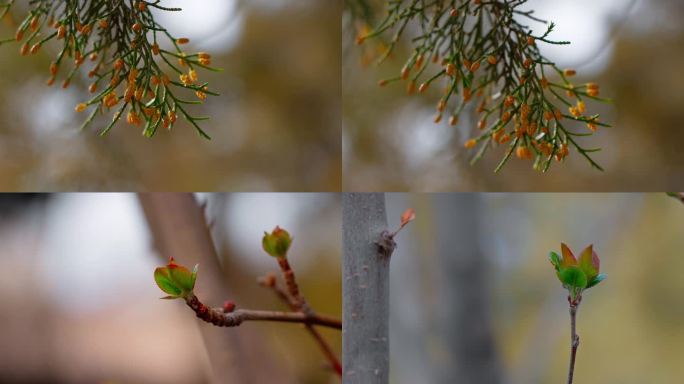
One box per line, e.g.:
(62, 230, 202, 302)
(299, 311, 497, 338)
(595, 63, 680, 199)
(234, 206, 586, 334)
(277, 258, 313, 315)
(259, 275, 342, 377)
(185, 294, 341, 329)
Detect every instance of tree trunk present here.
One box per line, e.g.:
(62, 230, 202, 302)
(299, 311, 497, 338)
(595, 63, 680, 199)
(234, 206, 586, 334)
(433, 193, 501, 384)
(342, 193, 390, 384)
(138, 193, 291, 384)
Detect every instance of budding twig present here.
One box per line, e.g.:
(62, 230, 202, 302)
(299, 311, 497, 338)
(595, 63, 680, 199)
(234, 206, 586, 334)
(567, 295, 581, 384)
(185, 294, 341, 330)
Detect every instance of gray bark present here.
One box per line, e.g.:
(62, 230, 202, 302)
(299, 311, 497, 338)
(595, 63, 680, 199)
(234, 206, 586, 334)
(342, 193, 390, 384)
(138, 193, 291, 384)
(433, 193, 501, 384)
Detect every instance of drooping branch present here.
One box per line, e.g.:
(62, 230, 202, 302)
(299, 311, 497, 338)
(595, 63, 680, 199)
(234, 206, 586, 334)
(2, 0, 219, 138)
(351, 0, 611, 172)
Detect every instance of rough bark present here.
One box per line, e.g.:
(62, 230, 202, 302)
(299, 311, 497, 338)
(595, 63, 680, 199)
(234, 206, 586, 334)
(342, 193, 390, 384)
(138, 193, 291, 384)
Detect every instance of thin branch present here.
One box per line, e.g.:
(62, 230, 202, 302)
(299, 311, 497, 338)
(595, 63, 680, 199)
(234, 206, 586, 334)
(567, 297, 581, 384)
(185, 294, 342, 330)
(259, 275, 343, 377)
(277, 257, 313, 315)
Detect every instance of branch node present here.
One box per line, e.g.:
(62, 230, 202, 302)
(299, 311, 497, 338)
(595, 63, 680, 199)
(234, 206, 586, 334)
(376, 229, 397, 258)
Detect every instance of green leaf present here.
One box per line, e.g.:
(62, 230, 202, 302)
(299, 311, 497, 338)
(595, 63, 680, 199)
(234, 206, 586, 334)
(154, 267, 182, 297)
(168, 263, 196, 293)
(548, 251, 561, 270)
(153, 257, 197, 299)
(559, 266, 588, 289)
(578, 244, 600, 281)
(262, 226, 293, 258)
(586, 273, 607, 288)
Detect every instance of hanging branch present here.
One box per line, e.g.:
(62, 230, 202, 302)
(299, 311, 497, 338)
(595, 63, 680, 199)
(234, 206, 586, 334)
(1, 0, 220, 138)
(350, 0, 611, 172)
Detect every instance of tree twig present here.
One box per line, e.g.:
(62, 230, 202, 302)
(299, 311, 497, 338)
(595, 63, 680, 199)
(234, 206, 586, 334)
(258, 275, 343, 377)
(277, 257, 313, 315)
(567, 297, 581, 384)
(185, 294, 341, 329)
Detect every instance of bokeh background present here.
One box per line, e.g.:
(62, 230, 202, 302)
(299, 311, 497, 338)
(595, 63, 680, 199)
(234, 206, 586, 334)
(0, 193, 341, 383)
(0, 0, 340, 191)
(386, 193, 684, 383)
(343, 0, 684, 191)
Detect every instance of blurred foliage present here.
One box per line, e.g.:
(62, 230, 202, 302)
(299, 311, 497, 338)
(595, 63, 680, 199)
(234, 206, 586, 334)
(343, 0, 684, 191)
(0, 2, 341, 191)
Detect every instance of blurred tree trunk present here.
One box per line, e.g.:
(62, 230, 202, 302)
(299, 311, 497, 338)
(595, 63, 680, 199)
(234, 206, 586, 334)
(342, 193, 390, 384)
(138, 193, 292, 384)
(432, 194, 501, 384)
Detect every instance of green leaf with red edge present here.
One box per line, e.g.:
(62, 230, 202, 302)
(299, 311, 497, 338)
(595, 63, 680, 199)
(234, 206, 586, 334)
(153, 257, 197, 299)
(560, 243, 578, 268)
(559, 266, 587, 289)
(578, 244, 600, 281)
(262, 226, 292, 258)
(154, 267, 182, 297)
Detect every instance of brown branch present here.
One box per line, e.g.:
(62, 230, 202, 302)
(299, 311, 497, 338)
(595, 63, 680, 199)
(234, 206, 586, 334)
(567, 297, 581, 384)
(276, 257, 313, 315)
(185, 294, 342, 330)
(258, 275, 343, 377)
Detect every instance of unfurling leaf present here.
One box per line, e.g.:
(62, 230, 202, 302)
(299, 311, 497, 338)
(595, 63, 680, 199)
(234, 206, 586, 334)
(578, 244, 600, 281)
(262, 226, 293, 258)
(560, 266, 588, 289)
(154, 257, 198, 299)
(400, 208, 416, 227)
(550, 243, 605, 293)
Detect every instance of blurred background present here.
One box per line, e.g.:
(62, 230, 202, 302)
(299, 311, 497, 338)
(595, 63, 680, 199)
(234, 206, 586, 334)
(386, 193, 684, 383)
(343, 0, 684, 191)
(0, 0, 340, 191)
(0, 193, 341, 383)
